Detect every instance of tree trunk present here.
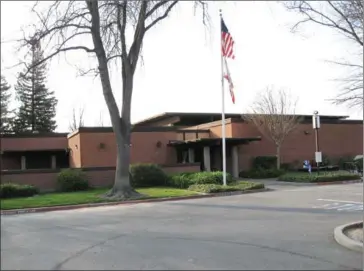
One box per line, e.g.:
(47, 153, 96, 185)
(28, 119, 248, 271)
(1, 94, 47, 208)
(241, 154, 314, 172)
(105, 136, 141, 199)
(87, 1, 141, 200)
(103, 73, 141, 200)
(276, 145, 281, 170)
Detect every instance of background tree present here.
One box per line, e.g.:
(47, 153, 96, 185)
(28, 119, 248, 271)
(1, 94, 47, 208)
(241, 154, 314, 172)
(95, 111, 105, 127)
(69, 106, 85, 132)
(284, 1, 363, 108)
(13, 39, 58, 133)
(243, 87, 301, 169)
(23, 1, 208, 200)
(0, 75, 14, 134)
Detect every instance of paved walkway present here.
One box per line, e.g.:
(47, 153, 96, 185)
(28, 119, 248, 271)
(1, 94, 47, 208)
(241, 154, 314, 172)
(1, 183, 363, 270)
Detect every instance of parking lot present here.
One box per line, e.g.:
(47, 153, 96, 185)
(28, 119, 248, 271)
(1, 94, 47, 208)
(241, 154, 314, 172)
(1, 182, 363, 270)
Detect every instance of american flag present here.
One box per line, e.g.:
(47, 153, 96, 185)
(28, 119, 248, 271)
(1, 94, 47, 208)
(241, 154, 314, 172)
(221, 18, 235, 104)
(221, 18, 235, 59)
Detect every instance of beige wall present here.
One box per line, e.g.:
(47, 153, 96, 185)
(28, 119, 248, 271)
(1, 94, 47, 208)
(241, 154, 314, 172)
(183, 119, 234, 139)
(68, 133, 82, 168)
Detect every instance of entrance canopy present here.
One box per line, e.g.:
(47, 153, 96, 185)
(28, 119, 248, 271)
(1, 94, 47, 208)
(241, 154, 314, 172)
(168, 137, 261, 147)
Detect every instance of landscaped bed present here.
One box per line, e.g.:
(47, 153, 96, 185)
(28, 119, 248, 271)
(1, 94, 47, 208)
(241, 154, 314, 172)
(188, 181, 265, 193)
(278, 170, 362, 183)
(345, 223, 363, 244)
(0, 187, 199, 210)
(0, 164, 265, 210)
(0, 182, 265, 210)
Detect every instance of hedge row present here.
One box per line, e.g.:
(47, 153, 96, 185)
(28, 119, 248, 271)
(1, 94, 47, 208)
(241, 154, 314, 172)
(239, 169, 285, 179)
(168, 171, 234, 189)
(238, 156, 286, 179)
(0, 164, 236, 198)
(188, 181, 265, 194)
(278, 171, 362, 183)
(0, 183, 39, 199)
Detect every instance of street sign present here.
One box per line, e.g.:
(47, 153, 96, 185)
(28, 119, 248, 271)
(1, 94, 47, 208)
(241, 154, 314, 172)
(312, 115, 320, 129)
(315, 151, 322, 163)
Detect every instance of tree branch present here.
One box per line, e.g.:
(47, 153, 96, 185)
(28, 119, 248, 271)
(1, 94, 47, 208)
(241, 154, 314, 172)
(129, 1, 148, 73)
(23, 46, 95, 76)
(326, 1, 363, 46)
(145, 1, 178, 32)
(145, 1, 169, 18)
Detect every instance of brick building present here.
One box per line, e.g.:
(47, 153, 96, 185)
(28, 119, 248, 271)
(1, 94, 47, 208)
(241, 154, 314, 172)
(1, 112, 362, 191)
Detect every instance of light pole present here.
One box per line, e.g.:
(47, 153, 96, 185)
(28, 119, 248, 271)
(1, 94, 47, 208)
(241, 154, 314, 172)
(312, 111, 321, 175)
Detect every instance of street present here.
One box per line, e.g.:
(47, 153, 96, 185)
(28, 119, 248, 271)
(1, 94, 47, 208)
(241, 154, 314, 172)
(1, 183, 363, 270)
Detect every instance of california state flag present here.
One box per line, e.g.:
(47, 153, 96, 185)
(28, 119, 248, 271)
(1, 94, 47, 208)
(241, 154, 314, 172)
(223, 58, 235, 104)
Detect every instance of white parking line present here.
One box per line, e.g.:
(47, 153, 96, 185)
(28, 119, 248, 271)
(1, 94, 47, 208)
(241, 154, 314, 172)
(317, 198, 363, 204)
(337, 204, 356, 211)
(313, 199, 363, 212)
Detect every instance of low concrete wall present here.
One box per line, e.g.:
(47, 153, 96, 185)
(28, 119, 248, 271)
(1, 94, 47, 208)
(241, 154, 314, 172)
(161, 163, 200, 174)
(0, 163, 201, 192)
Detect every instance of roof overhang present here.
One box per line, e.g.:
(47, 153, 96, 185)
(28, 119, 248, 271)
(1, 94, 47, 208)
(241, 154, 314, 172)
(1, 148, 69, 153)
(168, 137, 261, 147)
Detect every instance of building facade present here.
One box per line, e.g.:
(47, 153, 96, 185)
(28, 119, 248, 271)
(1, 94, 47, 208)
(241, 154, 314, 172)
(1, 112, 362, 191)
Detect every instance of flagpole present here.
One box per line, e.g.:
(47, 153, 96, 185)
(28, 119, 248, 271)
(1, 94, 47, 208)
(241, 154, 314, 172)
(219, 9, 227, 186)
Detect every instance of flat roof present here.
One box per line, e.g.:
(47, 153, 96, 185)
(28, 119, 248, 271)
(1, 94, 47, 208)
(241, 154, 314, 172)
(168, 137, 262, 147)
(133, 112, 351, 126)
(0, 132, 68, 138)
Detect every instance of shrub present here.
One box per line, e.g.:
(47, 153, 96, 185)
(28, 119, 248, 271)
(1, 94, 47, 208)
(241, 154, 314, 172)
(130, 163, 168, 187)
(0, 183, 39, 199)
(168, 173, 194, 189)
(188, 181, 264, 194)
(280, 163, 293, 171)
(193, 171, 234, 185)
(278, 171, 361, 183)
(239, 169, 285, 179)
(321, 154, 332, 166)
(57, 169, 89, 192)
(355, 158, 363, 171)
(167, 171, 234, 188)
(252, 156, 277, 170)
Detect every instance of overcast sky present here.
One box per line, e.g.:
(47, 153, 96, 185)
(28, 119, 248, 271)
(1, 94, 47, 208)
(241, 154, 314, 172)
(1, 1, 362, 132)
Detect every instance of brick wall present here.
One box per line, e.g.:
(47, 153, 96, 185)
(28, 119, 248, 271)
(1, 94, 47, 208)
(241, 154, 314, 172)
(232, 122, 363, 170)
(0, 164, 201, 192)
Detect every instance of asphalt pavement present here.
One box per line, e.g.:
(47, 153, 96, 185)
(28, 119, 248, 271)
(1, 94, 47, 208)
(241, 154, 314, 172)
(1, 182, 363, 270)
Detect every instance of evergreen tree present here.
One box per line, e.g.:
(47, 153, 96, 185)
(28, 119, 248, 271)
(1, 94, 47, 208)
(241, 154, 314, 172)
(13, 39, 57, 133)
(0, 75, 14, 134)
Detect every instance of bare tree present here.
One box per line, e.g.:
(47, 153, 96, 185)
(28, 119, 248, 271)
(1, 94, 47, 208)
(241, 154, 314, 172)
(95, 111, 105, 127)
(243, 87, 301, 169)
(20, 1, 209, 199)
(69, 106, 85, 132)
(283, 1, 363, 108)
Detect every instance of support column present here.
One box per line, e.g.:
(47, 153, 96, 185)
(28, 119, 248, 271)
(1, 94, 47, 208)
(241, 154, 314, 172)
(203, 146, 211, 172)
(232, 145, 239, 178)
(51, 155, 57, 169)
(21, 156, 26, 170)
(188, 148, 195, 163)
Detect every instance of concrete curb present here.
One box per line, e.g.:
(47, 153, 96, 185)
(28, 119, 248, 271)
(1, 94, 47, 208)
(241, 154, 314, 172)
(334, 221, 363, 252)
(1, 188, 270, 216)
(315, 179, 363, 185)
(278, 179, 362, 186)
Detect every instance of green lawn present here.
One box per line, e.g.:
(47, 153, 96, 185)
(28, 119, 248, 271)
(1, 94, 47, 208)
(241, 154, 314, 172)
(0, 187, 199, 210)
